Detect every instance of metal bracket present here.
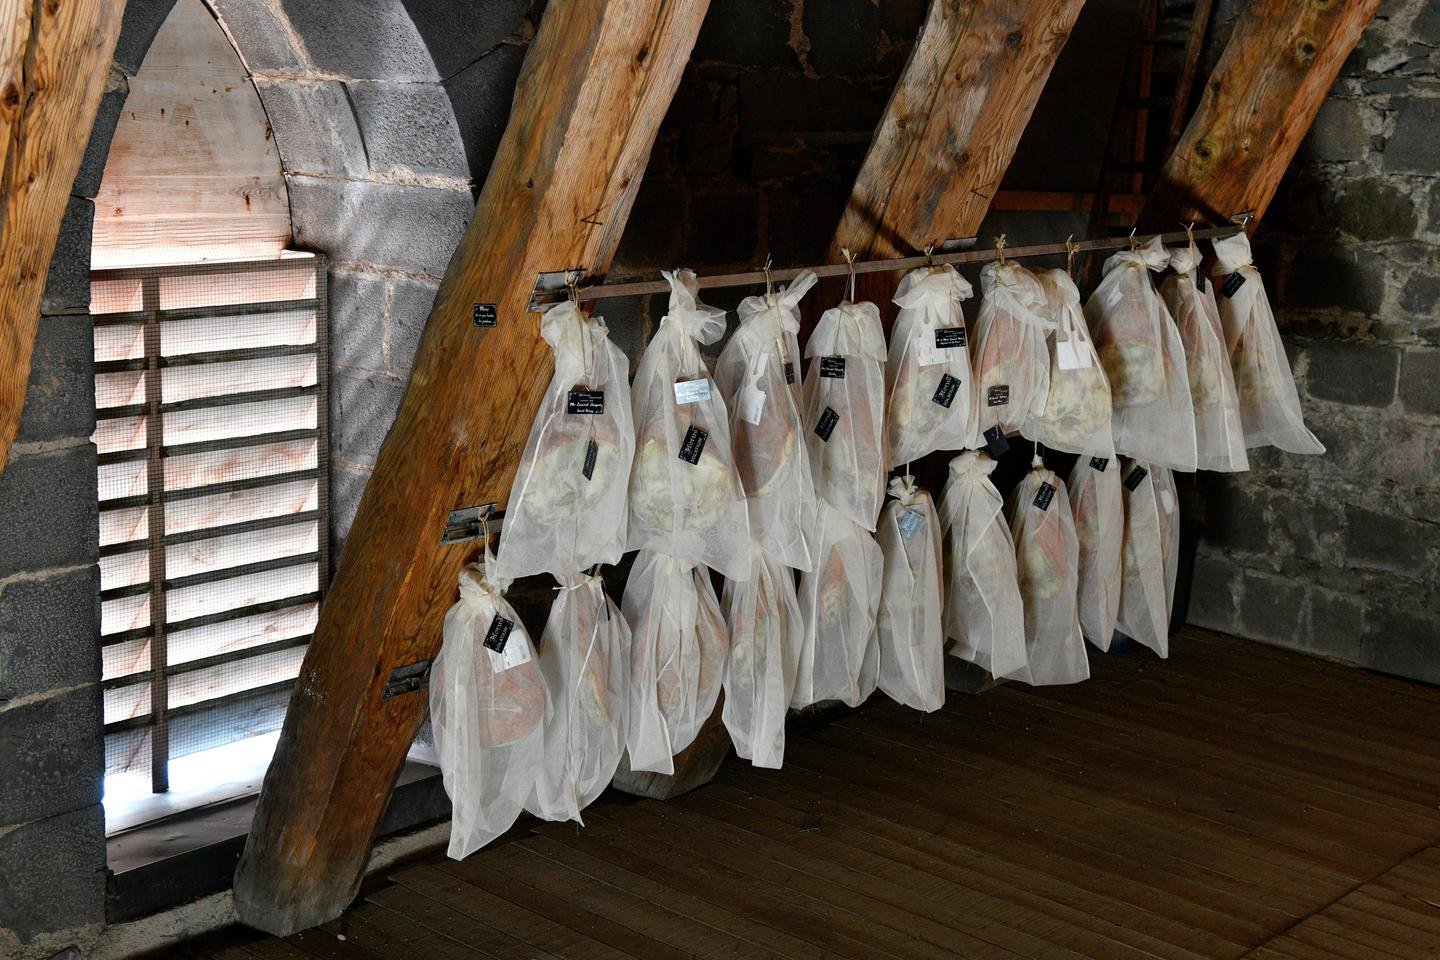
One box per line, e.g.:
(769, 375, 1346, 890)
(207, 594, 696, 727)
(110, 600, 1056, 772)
(527, 268, 587, 313)
(382, 659, 433, 699)
(936, 236, 979, 253)
(442, 502, 500, 545)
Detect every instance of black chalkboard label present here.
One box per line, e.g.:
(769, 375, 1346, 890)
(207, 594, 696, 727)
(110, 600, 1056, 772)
(1033, 481, 1056, 512)
(473, 303, 497, 327)
(783, 361, 796, 385)
(483, 614, 514, 652)
(1220, 272, 1247, 298)
(935, 327, 967, 349)
(987, 385, 1010, 407)
(815, 406, 840, 442)
(1090, 456, 1109, 472)
(982, 425, 1010, 458)
(819, 356, 847, 379)
(931, 373, 961, 408)
(678, 425, 708, 464)
(582, 440, 598, 480)
(567, 389, 605, 414)
(1125, 464, 1149, 491)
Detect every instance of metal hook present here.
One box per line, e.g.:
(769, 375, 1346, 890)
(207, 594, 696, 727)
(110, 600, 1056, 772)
(566, 269, 583, 304)
(995, 234, 1007, 267)
(1128, 227, 1139, 251)
(924, 243, 935, 267)
(1064, 234, 1077, 277)
(841, 247, 857, 303)
(1183, 221, 1196, 245)
(763, 252, 774, 299)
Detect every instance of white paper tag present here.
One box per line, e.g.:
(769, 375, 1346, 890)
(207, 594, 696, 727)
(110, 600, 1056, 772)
(915, 328, 946, 367)
(738, 384, 766, 425)
(1056, 338, 1090, 370)
(1159, 489, 1175, 515)
(897, 508, 925, 539)
(673, 378, 712, 405)
(491, 639, 532, 673)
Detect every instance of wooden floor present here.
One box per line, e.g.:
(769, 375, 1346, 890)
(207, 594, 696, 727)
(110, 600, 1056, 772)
(192, 628, 1440, 960)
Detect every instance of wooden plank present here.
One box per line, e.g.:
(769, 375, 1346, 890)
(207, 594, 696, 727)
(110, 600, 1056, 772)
(0, 0, 124, 474)
(232, 0, 712, 936)
(1141, 0, 1380, 227)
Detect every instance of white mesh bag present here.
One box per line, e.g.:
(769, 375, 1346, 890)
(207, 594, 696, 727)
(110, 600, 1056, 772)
(628, 270, 750, 580)
(1006, 458, 1088, 686)
(793, 500, 883, 708)
(875, 475, 945, 712)
(885, 265, 976, 468)
(1086, 236, 1198, 471)
(527, 572, 629, 824)
(972, 261, 1052, 444)
(1163, 242, 1249, 472)
(1067, 454, 1123, 651)
(721, 547, 803, 768)
(623, 550, 728, 774)
(1211, 232, 1325, 455)
(1115, 460, 1180, 657)
(431, 551, 548, 859)
(715, 271, 819, 570)
(802, 300, 888, 531)
(498, 301, 635, 580)
(1028, 269, 1114, 457)
(938, 451, 1026, 679)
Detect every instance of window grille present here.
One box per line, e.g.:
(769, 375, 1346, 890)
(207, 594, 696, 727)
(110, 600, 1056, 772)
(91, 254, 329, 797)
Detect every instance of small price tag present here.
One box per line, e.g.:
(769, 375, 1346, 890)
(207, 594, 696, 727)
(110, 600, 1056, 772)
(982, 425, 1010, 458)
(1032, 481, 1056, 512)
(483, 614, 514, 653)
(495, 637, 532, 672)
(987, 385, 1010, 407)
(931, 373, 961, 408)
(814, 406, 840, 442)
(473, 303, 497, 327)
(1125, 464, 1149, 491)
(1089, 456, 1109, 472)
(674, 378, 712, 405)
(819, 356, 847, 379)
(738, 385, 766, 425)
(897, 508, 925, 539)
(783, 361, 796, 385)
(582, 439, 598, 481)
(678, 425, 708, 464)
(1220, 272, 1247, 298)
(935, 327, 967, 349)
(1160, 488, 1175, 514)
(567, 389, 605, 414)
(1056, 338, 1090, 370)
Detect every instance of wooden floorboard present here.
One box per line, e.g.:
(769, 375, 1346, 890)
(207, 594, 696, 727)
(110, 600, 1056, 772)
(196, 627, 1440, 959)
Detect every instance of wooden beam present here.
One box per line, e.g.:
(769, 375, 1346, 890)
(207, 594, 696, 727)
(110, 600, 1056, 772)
(0, 0, 124, 475)
(232, 0, 712, 936)
(1141, 0, 1379, 228)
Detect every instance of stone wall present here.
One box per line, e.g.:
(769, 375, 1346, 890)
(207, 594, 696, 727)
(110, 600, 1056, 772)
(1185, 0, 1440, 682)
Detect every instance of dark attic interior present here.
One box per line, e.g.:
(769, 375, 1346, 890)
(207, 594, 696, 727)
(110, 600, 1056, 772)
(1, 0, 1438, 957)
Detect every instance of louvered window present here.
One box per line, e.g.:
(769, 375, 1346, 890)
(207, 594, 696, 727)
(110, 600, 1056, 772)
(92, 254, 329, 815)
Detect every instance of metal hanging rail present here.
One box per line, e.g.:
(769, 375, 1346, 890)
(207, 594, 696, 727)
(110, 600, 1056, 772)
(528, 215, 1252, 309)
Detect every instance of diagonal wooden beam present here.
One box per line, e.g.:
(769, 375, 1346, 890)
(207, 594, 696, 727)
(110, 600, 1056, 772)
(1141, 0, 1380, 229)
(232, 0, 712, 935)
(0, 0, 124, 475)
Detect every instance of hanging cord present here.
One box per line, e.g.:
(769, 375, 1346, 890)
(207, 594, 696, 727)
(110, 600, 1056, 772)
(995, 234, 1008, 267)
(924, 243, 935, 267)
(841, 247, 857, 303)
(1065, 234, 1078, 277)
(763, 252, 774, 302)
(1128, 227, 1139, 251)
(1032, 441, 1044, 468)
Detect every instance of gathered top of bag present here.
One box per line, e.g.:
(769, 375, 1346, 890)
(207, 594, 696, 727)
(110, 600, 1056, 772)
(949, 449, 999, 482)
(1211, 232, 1254, 274)
(540, 300, 613, 384)
(893, 264, 974, 315)
(806, 300, 887, 360)
(738, 270, 818, 333)
(1102, 234, 1169, 277)
(458, 554, 507, 608)
(659, 269, 728, 345)
(1167, 241, 1203, 277)
(979, 261, 1051, 329)
(1038, 268, 1083, 313)
(887, 473, 923, 506)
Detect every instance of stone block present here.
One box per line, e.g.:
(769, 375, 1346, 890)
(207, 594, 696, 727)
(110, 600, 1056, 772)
(693, 0, 795, 66)
(1398, 347, 1440, 417)
(0, 446, 99, 581)
(400, 0, 530, 77)
(1360, 605, 1440, 686)
(1297, 97, 1369, 165)
(681, 122, 738, 178)
(737, 71, 885, 137)
(1237, 569, 1308, 647)
(328, 271, 388, 374)
(279, 0, 439, 81)
(1278, 244, 1385, 316)
(254, 80, 367, 179)
(1183, 550, 1241, 636)
(1399, 272, 1439, 316)
(803, 0, 881, 75)
(1344, 505, 1433, 578)
(17, 316, 97, 445)
(764, 180, 849, 264)
(1200, 479, 1268, 557)
(348, 81, 469, 179)
(331, 370, 406, 466)
(615, 179, 687, 267)
(1329, 177, 1417, 242)
(0, 806, 105, 945)
(0, 686, 103, 825)
(209, 0, 304, 73)
(1383, 97, 1440, 175)
(73, 84, 128, 199)
(684, 189, 760, 266)
(41, 198, 94, 316)
(388, 278, 439, 378)
(1304, 587, 1365, 663)
(881, 0, 929, 42)
(113, 0, 178, 75)
(1271, 492, 1343, 565)
(328, 460, 371, 558)
(0, 567, 100, 704)
(1302, 340, 1400, 407)
(443, 44, 526, 185)
(595, 295, 651, 370)
(287, 176, 473, 278)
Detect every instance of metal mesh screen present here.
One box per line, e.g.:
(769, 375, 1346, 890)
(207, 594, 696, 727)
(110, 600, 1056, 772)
(92, 254, 330, 795)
